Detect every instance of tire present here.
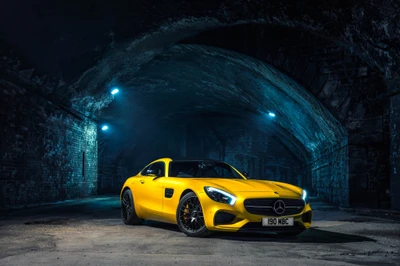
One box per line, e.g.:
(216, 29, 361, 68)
(121, 189, 142, 225)
(176, 192, 210, 237)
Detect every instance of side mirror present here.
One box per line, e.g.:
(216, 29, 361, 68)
(243, 171, 250, 178)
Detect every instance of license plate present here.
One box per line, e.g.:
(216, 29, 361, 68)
(262, 217, 294, 226)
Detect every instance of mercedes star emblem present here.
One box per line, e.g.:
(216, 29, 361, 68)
(273, 200, 285, 215)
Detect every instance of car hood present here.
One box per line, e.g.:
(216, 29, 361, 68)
(198, 178, 301, 195)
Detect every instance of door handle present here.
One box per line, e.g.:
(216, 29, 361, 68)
(140, 180, 145, 184)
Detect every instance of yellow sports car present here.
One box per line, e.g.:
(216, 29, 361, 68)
(120, 158, 312, 237)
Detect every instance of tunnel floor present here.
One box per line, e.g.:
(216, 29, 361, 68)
(0, 197, 399, 266)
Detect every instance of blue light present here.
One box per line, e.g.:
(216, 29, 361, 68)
(268, 112, 276, 117)
(101, 125, 109, 131)
(111, 88, 119, 95)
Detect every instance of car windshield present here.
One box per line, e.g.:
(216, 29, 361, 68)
(169, 161, 244, 179)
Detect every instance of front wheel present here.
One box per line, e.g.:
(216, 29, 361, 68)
(121, 189, 142, 225)
(176, 192, 210, 237)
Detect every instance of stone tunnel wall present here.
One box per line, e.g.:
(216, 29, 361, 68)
(346, 95, 391, 209)
(97, 124, 184, 194)
(390, 93, 400, 210)
(347, 129, 391, 208)
(308, 95, 392, 209)
(309, 140, 349, 207)
(98, 163, 128, 195)
(0, 75, 98, 209)
(98, 151, 129, 194)
(182, 122, 303, 185)
(223, 134, 302, 186)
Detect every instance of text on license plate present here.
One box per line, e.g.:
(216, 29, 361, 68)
(262, 217, 294, 226)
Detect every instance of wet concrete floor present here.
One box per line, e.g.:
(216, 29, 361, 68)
(0, 196, 399, 265)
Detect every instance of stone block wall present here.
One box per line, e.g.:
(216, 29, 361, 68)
(263, 163, 299, 186)
(310, 140, 349, 207)
(222, 133, 303, 185)
(98, 163, 128, 194)
(223, 132, 261, 178)
(345, 98, 391, 209)
(224, 152, 261, 178)
(390, 94, 400, 210)
(348, 143, 390, 208)
(0, 77, 98, 209)
(180, 124, 305, 185)
(97, 124, 183, 194)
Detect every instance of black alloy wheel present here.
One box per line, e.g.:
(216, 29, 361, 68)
(177, 192, 210, 237)
(121, 189, 142, 225)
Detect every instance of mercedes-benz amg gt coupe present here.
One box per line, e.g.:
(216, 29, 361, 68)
(120, 158, 312, 237)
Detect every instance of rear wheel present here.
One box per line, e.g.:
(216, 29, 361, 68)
(177, 192, 210, 237)
(121, 189, 142, 225)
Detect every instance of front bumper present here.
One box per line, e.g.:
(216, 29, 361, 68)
(197, 192, 312, 233)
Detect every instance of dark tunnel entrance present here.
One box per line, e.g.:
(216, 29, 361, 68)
(95, 24, 393, 210)
(96, 24, 350, 207)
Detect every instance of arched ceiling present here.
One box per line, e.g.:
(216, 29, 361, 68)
(1, 0, 398, 166)
(1, 0, 398, 101)
(99, 44, 346, 160)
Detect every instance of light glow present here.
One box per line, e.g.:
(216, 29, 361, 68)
(302, 190, 307, 201)
(268, 112, 276, 117)
(101, 125, 109, 131)
(111, 88, 119, 95)
(205, 187, 237, 205)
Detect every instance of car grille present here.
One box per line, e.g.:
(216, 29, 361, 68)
(244, 198, 305, 216)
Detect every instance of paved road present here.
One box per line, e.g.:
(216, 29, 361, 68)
(0, 196, 399, 266)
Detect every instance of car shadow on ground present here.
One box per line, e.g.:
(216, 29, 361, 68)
(215, 228, 376, 243)
(144, 221, 182, 232)
(144, 221, 375, 243)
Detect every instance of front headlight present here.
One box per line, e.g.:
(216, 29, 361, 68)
(204, 187, 236, 205)
(302, 189, 310, 204)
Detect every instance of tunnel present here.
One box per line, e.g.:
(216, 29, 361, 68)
(0, 1, 399, 211)
(1, 1, 400, 265)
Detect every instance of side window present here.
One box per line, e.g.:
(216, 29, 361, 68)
(140, 162, 165, 176)
(215, 164, 241, 178)
(150, 162, 165, 176)
(169, 162, 198, 177)
(219, 167, 231, 177)
(140, 165, 152, 176)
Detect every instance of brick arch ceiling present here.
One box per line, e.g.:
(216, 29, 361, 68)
(1, 0, 397, 161)
(99, 44, 346, 158)
(72, 9, 398, 113)
(2, 1, 397, 106)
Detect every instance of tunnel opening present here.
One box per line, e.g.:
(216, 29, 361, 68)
(96, 39, 348, 206)
(95, 23, 391, 209)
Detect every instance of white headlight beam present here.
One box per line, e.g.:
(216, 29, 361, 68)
(206, 187, 237, 205)
(302, 190, 307, 201)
